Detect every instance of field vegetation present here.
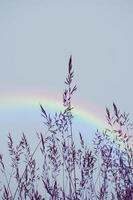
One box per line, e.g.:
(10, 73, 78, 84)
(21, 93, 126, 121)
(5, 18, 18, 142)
(0, 57, 132, 199)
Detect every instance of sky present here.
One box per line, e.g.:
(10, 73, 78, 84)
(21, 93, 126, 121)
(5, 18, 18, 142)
(0, 0, 133, 146)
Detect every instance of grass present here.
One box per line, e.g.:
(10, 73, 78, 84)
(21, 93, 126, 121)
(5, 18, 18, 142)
(0, 56, 132, 199)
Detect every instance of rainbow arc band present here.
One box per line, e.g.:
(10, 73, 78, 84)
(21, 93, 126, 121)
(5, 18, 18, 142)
(0, 94, 131, 149)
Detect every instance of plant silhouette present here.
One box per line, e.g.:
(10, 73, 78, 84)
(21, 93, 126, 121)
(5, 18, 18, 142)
(0, 57, 132, 199)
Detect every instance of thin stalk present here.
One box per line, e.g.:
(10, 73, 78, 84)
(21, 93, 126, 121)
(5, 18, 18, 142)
(12, 128, 50, 200)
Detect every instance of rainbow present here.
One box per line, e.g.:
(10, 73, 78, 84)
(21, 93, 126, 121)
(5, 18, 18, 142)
(0, 93, 131, 149)
(0, 93, 107, 128)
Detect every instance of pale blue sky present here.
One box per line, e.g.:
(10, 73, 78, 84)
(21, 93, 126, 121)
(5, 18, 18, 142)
(0, 0, 133, 138)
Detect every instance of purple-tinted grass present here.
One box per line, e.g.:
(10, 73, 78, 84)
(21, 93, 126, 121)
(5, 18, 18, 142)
(0, 57, 132, 199)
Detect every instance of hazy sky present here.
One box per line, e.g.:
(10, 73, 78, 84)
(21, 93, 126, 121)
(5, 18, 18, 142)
(0, 0, 133, 140)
